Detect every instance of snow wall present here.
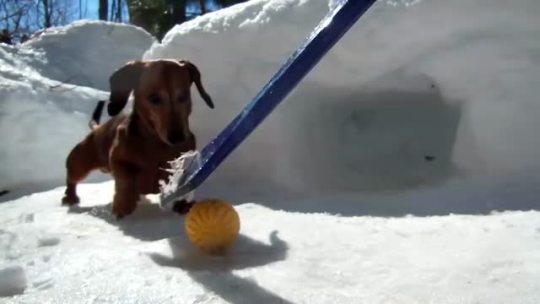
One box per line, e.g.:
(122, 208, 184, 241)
(144, 0, 540, 200)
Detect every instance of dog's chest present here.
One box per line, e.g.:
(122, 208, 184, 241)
(137, 163, 168, 194)
(120, 135, 195, 194)
(135, 150, 184, 194)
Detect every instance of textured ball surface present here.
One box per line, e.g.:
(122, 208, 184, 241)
(185, 199, 240, 255)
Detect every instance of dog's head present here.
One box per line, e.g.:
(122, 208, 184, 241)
(107, 59, 214, 145)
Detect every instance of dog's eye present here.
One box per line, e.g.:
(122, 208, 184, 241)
(148, 95, 162, 105)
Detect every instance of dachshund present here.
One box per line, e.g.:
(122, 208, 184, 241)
(62, 59, 214, 218)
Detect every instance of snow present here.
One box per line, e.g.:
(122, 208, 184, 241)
(0, 181, 539, 303)
(1, 0, 540, 302)
(22, 20, 156, 91)
(0, 43, 109, 200)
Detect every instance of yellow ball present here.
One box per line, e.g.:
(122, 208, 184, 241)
(185, 199, 240, 255)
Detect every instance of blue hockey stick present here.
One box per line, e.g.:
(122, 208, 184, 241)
(161, 0, 377, 206)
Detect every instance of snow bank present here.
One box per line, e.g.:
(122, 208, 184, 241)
(145, 0, 540, 198)
(0, 181, 539, 303)
(23, 20, 156, 90)
(0, 21, 157, 200)
(0, 43, 108, 200)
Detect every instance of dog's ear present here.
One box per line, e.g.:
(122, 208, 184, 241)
(108, 60, 145, 116)
(179, 60, 214, 109)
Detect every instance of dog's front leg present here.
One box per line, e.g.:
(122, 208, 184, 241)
(111, 161, 140, 219)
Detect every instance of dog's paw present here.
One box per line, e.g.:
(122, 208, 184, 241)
(61, 194, 80, 206)
(112, 200, 137, 219)
(172, 200, 194, 215)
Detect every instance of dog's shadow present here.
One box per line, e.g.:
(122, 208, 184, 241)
(150, 231, 291, 304)
(68, 197, 185, 241)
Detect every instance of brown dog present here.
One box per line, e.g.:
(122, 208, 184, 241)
(62, 59, 213, 218)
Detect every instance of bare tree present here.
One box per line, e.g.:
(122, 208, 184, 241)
(0, 0, 35, 41)
(109, 0, 115, 21)
(99, 0, 108, 20)
(109, 0, 124, 22)
(0, 0, 80, 42)
(79, 0, 89, 19)
(115, 0, 124, 22)
(40, 0, 51, 27)
(37, 0, 78, 28)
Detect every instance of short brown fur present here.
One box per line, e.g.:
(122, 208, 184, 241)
(62, 60, 213, 218)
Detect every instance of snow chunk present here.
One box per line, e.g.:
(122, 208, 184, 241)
(37, 237, 60, 247)
(0, 265, 27, 297)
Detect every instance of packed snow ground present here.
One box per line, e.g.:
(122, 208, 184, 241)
(1, 0, 540, 302)
(1, 181, 539, 303)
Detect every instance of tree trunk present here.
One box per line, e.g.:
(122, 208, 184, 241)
(110, 0, 116, 20)
(115, 0, 123, 22)
(172, 1, 186, 24)
(79, 0, 83, 19)
(42, 0, 51, 28)
(126, 0, 162, 36)
(99, 0, 108, 20)
(199, 0, 207, 14)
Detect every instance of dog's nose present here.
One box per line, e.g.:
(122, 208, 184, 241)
(168, 133, 185, 145)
